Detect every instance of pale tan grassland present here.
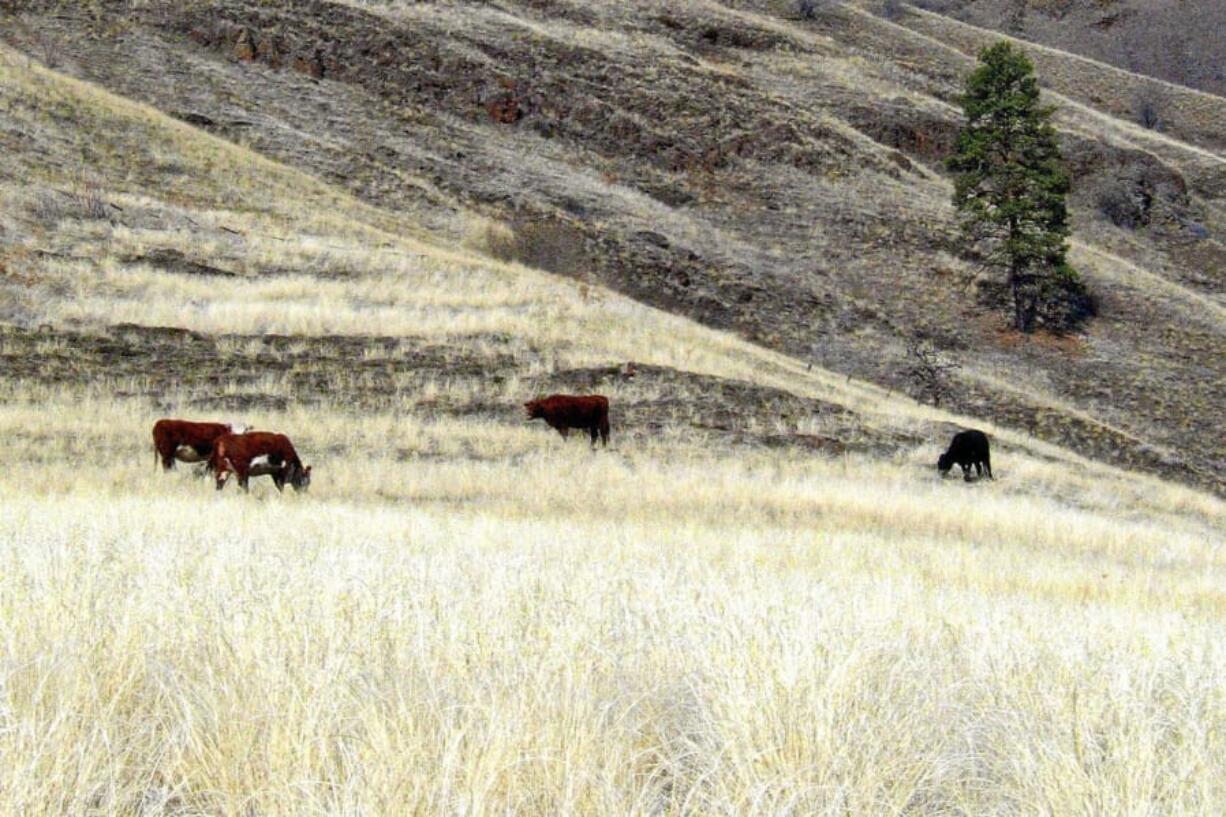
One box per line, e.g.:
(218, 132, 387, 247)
(3, 37, 1226, 817)
(1, 392, 1225, 815)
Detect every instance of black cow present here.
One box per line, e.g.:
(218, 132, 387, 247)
(938, 429, 993, 481)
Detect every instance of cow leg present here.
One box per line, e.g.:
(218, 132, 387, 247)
(589, 425, 599, 449)
(557, 426, 569, 440)
(600, 418, 610, 448)
(984, 454, 994, 480)
(975, 462, 984, 479)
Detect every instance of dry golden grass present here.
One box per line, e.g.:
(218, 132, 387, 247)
(1, 391, 1225, 815)
(3, 35, 1226, 817)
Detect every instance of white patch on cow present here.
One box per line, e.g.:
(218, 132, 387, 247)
(247, 454, 281, 477)
(231, 423, 249, 434)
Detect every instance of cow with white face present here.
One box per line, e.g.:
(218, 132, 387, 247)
(210, 431, 311, 493)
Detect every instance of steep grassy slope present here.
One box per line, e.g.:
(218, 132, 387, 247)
(2, 0, 1222, 494)
(2, 43, 1226, 815)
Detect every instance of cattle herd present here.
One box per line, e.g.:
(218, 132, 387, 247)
(153, 419, 311, 492)
(153, 393, 993, 494)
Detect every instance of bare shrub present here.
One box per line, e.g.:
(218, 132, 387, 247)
(1134, 89, 1165, 131)
(70, 177, 110, 221)
(1093, 177, 1152, 230)
(903, 335, 961, 407)
(26, 28, 61, 70)
(25, 177, 111, 228)
(879, 0, 906, 21)
(796, 0, 825, 20)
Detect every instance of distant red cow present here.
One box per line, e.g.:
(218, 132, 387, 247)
(210, 431, 311, 493)
(524, 394, 610, 448)
(152, 418, 247, 472)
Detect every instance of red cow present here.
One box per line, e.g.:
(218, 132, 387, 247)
(210, 432, 311, 493)
(524, 394, 610, 448)
(152, 418, 247, 472)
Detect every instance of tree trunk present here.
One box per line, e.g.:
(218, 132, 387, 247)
(1006, 213, 1033, 333)
(1011, 270, 1025, 332)
(1022, 288, 1039, 333)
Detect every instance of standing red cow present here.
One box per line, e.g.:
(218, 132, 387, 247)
(210, 431, 311, 493)
(524, 394, 610, 449)
(152, 418, 247, 472)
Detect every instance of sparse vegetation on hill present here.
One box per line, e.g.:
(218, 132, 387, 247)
(908, 0, 1226, 98)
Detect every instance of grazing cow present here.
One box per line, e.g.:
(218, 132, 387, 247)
(211, 431, 311, 493)
(938, 429, 993, 482)
(525, 394, 610, 449)
(152, 419, 247, 472)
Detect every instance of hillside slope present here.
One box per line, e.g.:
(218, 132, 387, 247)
(906, 0, 1226, 99)
(3, 22, 1226, 817)
(3, 0, 1222, 494)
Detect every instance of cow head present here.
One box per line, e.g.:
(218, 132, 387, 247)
(288, 463, 312, 492)
(524, 399, 544, 420)
(230, 422, 251, 435)
(937, 452, 953, 476)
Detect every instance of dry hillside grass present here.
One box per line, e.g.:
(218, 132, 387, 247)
(2, 391, 1225, 815)
(901, 0, 1226, 100)
(2, 20, 1226, 817)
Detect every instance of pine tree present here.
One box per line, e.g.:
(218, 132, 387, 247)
(949, 42, 1089, 333)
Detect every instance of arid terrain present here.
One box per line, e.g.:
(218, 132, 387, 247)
(1, 1, 1225, 814)
(911, 0, 1226, 98)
